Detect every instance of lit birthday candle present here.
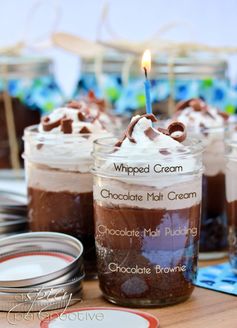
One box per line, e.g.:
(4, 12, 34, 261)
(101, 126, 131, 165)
(141, 49, 152, 114)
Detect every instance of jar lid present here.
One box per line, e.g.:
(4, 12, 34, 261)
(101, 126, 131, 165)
(81, 52, 227, 79)
(0, 190, 27, 235)
(0, 213, 28, 233)
(0, 275, 83, 312)
(0, 232, 84, 287)
(0, 55, 53, 79)
(0, 232, 84, 312)
(41, 307, 159, 328)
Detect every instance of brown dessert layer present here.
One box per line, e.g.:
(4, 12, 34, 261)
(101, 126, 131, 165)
(227, 200, 237, 270)
(200, 173, 227, 252)
(0, 96, 40, 168)
(28, 187, 96, 276)
(94, 203, 200, 305)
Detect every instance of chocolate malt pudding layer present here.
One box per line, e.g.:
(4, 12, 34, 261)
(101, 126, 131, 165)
(172, 99, 229, 259)
(92, 114, 203, 306)
(24, 95, 112, 278)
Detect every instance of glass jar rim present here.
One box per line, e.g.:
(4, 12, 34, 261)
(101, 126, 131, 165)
(92, 136, 204, 160)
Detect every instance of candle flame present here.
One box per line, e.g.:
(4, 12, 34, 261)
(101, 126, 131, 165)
(141, 49, 151, 73)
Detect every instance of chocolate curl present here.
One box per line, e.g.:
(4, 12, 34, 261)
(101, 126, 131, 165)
(176, 98, 206, 112)
(78, 111, 86, 121)
(125, 114, 158, 143)
(176, 99, 195, 111)
(67, 100, 82, 110)
(114, 114, 158, 147)
(218, 111, 229, 121)
(144, 127, 159, 140)
(87, 90, 106, 111)
(42, 116, 62, 132)
(168, 121, 187, 142)
(157, 127, 169, 136)
(79, 126, 91, 133)
(61, 118, 73, 134)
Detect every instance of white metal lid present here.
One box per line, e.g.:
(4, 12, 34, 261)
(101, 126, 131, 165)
(0, 232, 85, 312)
(41, 307, 159, 328)
(0, 232, 84, 287)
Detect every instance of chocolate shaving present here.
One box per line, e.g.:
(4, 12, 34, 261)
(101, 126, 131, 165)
(78, 111, 86, 121)
(61, 118, 73, 134)
(114, 114, 158, 147)
(160, 149, 170, 155)
(125, 114, 158, 143)
(157, 127, 169, 135)
(167, 121, 187, 142)
(36, 143, 44, 150)
(176, 98, 206, 112)
(205, 110, 215, 119)
(67, 100, 82, 109)
(144, 127, 159, 140)
(87, 90, 106, 111)
(200, 123, 208, 136)
(42, 116, 62, 132)
(79, 126, 91, 134)
(218, 111, 229, 121)
(176, 99, 195, 111)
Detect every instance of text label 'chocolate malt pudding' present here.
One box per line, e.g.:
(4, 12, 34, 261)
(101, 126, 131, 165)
(23, 94, 113, 278)
(92, 114, 203, 307)
(172, 99, 229, 259)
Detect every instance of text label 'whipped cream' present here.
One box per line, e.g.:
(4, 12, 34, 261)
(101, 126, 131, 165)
(113, 163, 183, 176)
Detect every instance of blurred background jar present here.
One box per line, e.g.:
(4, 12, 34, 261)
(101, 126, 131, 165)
(0, 55, 64, 171)
(73, 53, 237, 118)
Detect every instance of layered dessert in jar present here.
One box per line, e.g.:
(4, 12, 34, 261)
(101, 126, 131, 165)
(226, 126, 237, 272)
(92, 114, 203, 306)
(172, 99, 229, 259)
(0, 95, 40, 168)
(24, 99, 112, 278)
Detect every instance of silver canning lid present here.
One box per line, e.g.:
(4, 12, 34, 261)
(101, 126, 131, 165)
(81, 53, 227, 79)
(0, 213, 28, 234)
(0, 190, 27, 234)
(0, 56, 53, 79)
(0, 232, 84, 287)
(0, 232, 84, 312)
(0, 275, 84, 312)
(0, 290, 82, 313)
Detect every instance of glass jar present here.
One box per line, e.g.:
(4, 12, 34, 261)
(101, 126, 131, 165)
(0, 56, 64, 170)
(23, 126, 109, 279)
(199, 127, 228, 258)
(92, 137, 203, 307)
(74, 53, 236, 117)
(225, 124, 237, 272)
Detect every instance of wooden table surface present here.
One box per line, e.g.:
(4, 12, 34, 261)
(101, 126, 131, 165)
(0, 259, 236, 328)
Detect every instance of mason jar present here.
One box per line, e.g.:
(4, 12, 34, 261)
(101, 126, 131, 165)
(23, 126, 109, 279)
(225, 124, 237, 272)
(199, 126, 228, 259)
(92, 136, 203, 307)
(0, 56, 63, 170)
(74, 53, 234, 118)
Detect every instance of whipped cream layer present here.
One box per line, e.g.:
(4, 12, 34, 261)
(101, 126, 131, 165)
(173, 99, 228, 176)
(26, 163, 93, 193)
(94, 114, 202, 210)
(24, 101, 111, 173)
